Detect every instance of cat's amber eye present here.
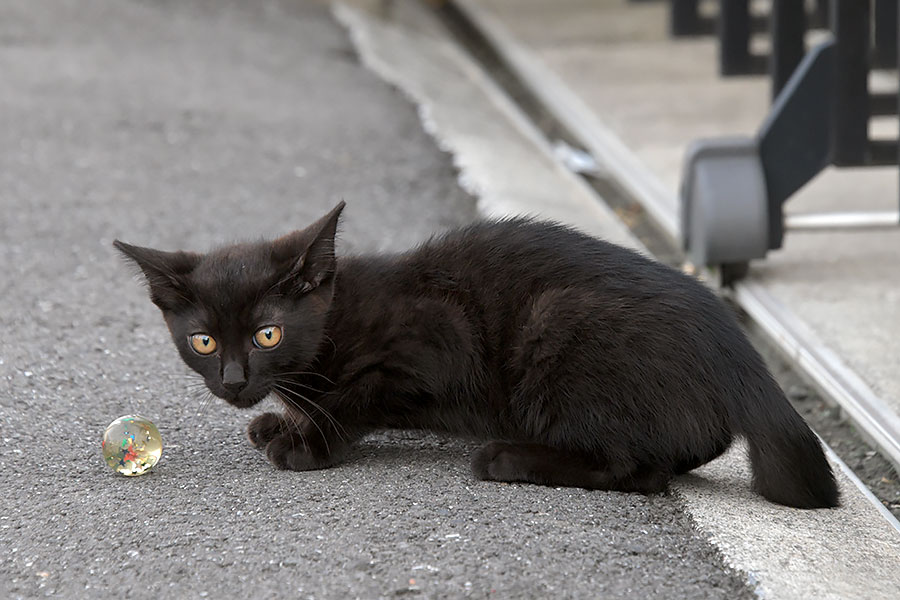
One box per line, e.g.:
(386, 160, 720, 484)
(253, 326, 282, 349)
(190, 333, 217, 355)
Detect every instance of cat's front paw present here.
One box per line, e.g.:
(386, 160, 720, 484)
(266, 431, 328, 471)
(247, 412, 288, 449)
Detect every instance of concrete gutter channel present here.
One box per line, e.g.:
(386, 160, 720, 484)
(335, 1, 900, 598)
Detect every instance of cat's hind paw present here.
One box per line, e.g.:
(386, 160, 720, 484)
(471, 441, 520, 481)
(247, 412, 288, 449)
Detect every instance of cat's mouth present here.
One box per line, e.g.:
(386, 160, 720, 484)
(218, 388, 270, 409)
(226, 395, 265, 409)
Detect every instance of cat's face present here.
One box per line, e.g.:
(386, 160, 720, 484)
(157, 267, 331, 408)
(115, 202, 344, 409)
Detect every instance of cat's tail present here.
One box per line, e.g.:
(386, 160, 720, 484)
(735, 377, 840, 509)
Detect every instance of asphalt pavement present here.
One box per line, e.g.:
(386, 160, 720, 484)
(0, 0, 756, 597)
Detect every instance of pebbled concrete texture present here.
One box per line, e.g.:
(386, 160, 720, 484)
(0, 0, 755, 598)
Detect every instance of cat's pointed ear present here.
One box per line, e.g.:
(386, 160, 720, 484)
(113, 240, 200, 311)
(271, 201, 345, 296)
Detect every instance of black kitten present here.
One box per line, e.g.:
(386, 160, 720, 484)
(115, 202, 839, 509)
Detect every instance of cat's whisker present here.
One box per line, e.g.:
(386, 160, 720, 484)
(190, 388, 216, 419)
(273, 385, 323, 454)
(273, 380, 349, 442)
(288, 416, 309, 455)
(321, 334, 338, 355)
(285, 403, 309, 456)
(274, 371, 336, 385)
(271, 391, 301, 429)
(273, 378, 327, 395)
(188, 387, 212, 403)
(176, 376, 209, 397)
(273, 384, 323, 435)
(276, 396, 301, 456)
(273, 384, 340, 456)
(298, 395, 348, 441)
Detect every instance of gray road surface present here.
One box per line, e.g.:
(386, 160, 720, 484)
(0, 0, 752, 597)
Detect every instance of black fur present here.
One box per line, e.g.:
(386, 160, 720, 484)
(115, 202, 839, 508)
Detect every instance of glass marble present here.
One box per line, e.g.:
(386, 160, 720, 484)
(101, 415, 162, 476)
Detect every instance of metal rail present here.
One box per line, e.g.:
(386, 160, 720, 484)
(785, 210, 900, 230)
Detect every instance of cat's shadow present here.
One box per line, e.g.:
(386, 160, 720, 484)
(344, 431, 479, 470)
(350, 435, 742, 496)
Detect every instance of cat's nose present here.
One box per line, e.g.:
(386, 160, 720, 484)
(222, 361, 246, 393)
(224, 380, 246, 394)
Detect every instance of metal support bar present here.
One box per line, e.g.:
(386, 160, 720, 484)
(770, 0, 807, 100)
(758, 40, 835, 249)
(785, 210, 900, 230)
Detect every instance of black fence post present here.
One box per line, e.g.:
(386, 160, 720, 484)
(770, 0, 807, 100)
(719, 0, 752, 75)
(874, 0, 898, 69)
(812, 0, 830, 28)
(670, 0, 704, 36)
(831, 0, 871, 166)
